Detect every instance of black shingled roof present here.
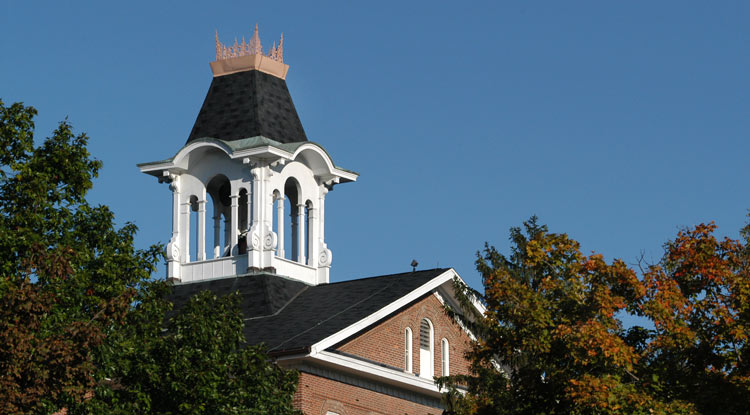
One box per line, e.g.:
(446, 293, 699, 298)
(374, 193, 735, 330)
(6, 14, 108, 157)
(168, 268, 450, 355)
(186, 69, 307, 144)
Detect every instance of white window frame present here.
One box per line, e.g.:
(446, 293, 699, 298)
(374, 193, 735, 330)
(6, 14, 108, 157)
(404, 327, 413, 373)
(441, 338, 450, 376)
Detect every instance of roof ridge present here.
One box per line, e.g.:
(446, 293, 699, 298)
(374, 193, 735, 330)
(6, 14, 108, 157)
(244, 284, 309, 322)
(325, 268, 450, 286)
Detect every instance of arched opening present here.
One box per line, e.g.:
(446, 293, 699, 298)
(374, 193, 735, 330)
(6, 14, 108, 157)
(441, 338, 450, 376)
(305, 200, 313, 264)
(284, 177, 304, 263)
(238, 188, 248, 254)
(419, 318, 434, 379)
(405, 327, 413, 373)
(189, 195, 199, 262)
(283, 197, 293, 260)
(206, 175, 230, 259)
(238, 188, 248, 231)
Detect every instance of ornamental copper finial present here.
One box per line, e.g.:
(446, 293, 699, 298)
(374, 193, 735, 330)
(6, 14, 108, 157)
(211, 25, 289, 79)
(214, 24, 285, 64)
(215, 30, 222, 60)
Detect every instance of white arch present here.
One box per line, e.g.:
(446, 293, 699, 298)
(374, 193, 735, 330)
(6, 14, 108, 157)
(291, 143, 338, 177)
(171, 139, 233, 168)
(272, 161, 318, 204)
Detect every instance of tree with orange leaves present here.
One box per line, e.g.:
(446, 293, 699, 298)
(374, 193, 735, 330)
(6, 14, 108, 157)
(440, 216, 700, 414)
(640, 222, 750, 414)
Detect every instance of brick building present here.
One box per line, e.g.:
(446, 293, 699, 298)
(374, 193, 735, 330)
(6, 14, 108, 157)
(139, 26, 478, 415)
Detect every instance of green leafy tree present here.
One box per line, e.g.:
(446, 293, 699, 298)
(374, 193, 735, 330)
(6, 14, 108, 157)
(0, 100, 299, 414)
(85, 291, 300, 415)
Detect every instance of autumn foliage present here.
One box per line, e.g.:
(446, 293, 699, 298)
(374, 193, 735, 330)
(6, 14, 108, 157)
(442, 217, 750, 415)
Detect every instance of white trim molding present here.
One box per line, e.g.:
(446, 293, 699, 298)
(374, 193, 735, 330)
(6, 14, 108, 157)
(309, 269, 458, 354)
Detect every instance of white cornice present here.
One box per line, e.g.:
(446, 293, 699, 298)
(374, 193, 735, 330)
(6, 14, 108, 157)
(138, 139, 358, 183)
(287, 350, 444, 398)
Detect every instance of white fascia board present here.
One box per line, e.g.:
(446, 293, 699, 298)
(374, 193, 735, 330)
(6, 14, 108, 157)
(330, 168, 359, 182)
(231, 146, 293, 160)
(138, 161, 174, 174)
(438, 273, 487, 317)
(309, 269, 458, 355)
(310, 351, 444, 397)
(433, 289, 479, 342)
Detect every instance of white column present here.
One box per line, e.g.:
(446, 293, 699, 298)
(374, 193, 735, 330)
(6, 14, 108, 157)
(181, 198, 191, 263)
(224, 212, 230, 257)
(251, 169, 261, 231)
(230, 194, 239, 256)
(307, 206, 317, 267)
(276, 194, 285, 257)
(166, 177, 181, 280)
(297, 203, 306, 264)
(170, 182, 180, 246)
(246, 187, 253, 232)
(247, 165, 264, 270)
(213, 213, 221, 258)
(319, 185, 328, 245)
(196, 199, 206, 261)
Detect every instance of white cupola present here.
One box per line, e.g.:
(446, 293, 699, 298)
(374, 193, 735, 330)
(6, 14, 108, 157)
(138, 26, 357, 285)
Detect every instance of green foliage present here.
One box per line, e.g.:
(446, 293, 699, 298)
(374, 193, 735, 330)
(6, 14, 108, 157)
(0, 100, 299, 414)
(85, 291, 300, 415)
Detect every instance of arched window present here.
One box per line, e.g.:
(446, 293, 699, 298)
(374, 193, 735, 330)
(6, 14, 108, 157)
(284, 177, 301, 262)
(419, 318, 434, 379)
(238, 189, 249, 254)
(404, 327, 413, 373)
(283, 196, 293, 259)
(238, 188, 248, 231)
(441, 338, 450, 376)
(206, 175, 230, 259)
(188, 195, 199, 262)
(304, 200, 313, 264)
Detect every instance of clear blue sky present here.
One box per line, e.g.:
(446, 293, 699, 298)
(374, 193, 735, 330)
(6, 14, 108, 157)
(2, 1, 749, 293)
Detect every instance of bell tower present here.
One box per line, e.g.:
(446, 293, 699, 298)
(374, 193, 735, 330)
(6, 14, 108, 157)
(138, 26, 357, 285)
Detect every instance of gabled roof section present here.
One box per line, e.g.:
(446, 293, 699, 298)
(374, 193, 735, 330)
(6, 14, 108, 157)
(167, 268, 452, 355)
(186, 69, 307, 145)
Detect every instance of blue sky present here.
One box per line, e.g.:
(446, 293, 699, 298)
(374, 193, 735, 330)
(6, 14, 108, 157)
(2, 1, 749, 293)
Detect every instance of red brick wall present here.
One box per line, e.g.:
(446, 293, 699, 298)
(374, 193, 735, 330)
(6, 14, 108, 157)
(295, 372, 442, 415)
(337, 292, 472, 378)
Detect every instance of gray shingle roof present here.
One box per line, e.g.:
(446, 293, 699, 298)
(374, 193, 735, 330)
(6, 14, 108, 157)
(187, 69, 307, 144)
(167, 269, 449, 355)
